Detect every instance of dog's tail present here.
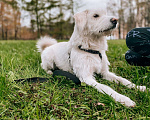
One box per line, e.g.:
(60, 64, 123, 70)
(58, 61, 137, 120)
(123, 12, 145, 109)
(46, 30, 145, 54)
(36, 36, 57, 53)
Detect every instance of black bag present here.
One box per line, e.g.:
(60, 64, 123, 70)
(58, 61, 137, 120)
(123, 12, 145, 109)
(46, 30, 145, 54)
(125, 50, 150, 66)
(125, 27, 150, 66)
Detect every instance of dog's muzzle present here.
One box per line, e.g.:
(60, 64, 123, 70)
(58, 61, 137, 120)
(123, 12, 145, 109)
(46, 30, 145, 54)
(110, 18, 118, 25)
(110, 18, 118, 28)
(99, 18, 118, 33)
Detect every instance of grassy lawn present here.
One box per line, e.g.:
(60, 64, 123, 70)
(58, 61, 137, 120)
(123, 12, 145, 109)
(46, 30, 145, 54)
(0, 40, 150, 119)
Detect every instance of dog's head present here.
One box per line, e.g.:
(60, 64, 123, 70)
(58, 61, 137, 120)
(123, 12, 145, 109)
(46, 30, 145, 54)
(74, 9, 118, 36)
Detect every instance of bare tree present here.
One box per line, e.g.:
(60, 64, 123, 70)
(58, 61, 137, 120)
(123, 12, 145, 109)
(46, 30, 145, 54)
(107, 0, 149, 39)
(0, 0, 21, 40)
(0, 2, 5, 39)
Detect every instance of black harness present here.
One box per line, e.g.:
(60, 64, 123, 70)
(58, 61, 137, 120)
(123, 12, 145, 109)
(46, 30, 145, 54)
(78, 45, 102, 59)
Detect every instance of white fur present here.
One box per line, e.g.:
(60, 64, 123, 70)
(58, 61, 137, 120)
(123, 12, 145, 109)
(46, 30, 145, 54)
(36, 9, 146, 107)
(36, 36, 57, 53)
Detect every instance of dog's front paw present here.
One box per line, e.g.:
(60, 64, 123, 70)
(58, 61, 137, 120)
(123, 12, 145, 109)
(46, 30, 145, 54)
(47, 70, 53, 75)
(137, 86, 146, 92)
(116, 95, 136, 107)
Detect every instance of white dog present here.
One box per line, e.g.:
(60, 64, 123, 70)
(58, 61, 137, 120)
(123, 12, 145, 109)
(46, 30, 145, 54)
(37, 9, 146, 107)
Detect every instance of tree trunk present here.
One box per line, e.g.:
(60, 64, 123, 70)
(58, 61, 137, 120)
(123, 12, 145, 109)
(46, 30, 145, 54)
(70, 0, 75, 27)
(1, 2, 4, 40)
(136, 0, 140, 27)
(148, 1, 150, 26)
(15, 29, 18, 40)
(146, 0, 150, 26)
(59, 0, 63, 40)
(2, 26, 4, 40)
(5, 30, 7, 40)
(118, 21, 121, 39)
(35, 0, 40, 38)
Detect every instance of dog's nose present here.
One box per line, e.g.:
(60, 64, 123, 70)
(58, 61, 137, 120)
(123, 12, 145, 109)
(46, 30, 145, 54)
(110, 18, 118, 25)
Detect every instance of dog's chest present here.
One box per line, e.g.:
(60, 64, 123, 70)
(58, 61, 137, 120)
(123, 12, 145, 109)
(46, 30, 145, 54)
(70, 48, 102, 73)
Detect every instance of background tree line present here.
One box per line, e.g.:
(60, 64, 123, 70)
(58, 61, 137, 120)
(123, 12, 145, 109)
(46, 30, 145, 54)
(0, 0, 149, 40)
(0, 0, 21, 40)
(108, 0, 150, 39)
(0, 0, 79, 40)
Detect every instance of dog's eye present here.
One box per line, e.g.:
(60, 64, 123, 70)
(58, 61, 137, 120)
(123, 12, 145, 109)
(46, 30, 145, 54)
(93, 14, 99, 18)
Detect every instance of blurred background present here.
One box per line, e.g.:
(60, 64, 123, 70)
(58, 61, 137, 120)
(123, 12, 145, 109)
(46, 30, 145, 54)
(0, 0, 149, 40)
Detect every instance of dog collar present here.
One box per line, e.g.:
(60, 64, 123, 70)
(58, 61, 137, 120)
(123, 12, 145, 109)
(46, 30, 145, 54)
(78, 45, 102, 60)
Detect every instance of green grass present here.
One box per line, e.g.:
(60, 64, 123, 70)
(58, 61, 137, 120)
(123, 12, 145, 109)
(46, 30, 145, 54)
(0, 40, 150, 119)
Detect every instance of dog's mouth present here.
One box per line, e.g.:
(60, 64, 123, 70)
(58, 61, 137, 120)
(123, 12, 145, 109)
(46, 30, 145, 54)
(99, 25, 116, 33)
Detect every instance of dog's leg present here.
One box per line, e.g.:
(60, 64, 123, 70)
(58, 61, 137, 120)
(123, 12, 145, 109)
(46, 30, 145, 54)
(79, 76, 136, 107)
(73, 63, 135, 107)
(101, 53, 146, 91)
(102, 72, 146, 91)
(41, 63, 53, 75)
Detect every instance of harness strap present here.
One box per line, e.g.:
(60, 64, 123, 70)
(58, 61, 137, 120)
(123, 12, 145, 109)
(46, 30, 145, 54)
(78, 45, 102, 59)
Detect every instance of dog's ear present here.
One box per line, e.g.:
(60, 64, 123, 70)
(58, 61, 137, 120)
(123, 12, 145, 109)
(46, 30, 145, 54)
(74, 10, 88, 31)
